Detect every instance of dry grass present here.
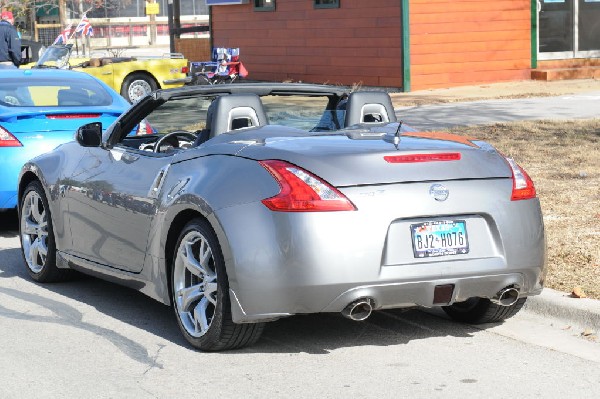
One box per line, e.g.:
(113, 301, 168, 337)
(448, 119, 600, 299)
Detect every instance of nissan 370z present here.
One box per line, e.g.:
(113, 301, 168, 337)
(17, 83, 546, 351)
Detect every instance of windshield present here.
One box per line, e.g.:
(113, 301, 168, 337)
(34, 45, 72, 69)
(0, 77, 114, 107)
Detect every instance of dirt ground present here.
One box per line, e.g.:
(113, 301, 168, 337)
(390, 79, 600, 107)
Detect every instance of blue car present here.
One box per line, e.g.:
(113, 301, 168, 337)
(0, 69, 132, 210)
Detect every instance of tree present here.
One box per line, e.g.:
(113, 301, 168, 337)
(0, 0, 133, 20)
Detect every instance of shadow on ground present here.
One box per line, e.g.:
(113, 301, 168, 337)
(0, 210, 485, 359)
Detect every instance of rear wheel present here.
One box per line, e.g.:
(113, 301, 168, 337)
(121, 72, 158, 103)
(171, 218, 264, 350)
(20, 181, 68, 282)
(442, 297, 527, 324)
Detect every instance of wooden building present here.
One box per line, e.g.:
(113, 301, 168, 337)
(206, 0, 600, 91)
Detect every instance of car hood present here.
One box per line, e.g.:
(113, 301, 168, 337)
(182, 124, 512, 187)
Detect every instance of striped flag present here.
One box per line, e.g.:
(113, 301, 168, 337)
(75, 15, 93, 37)
(53, 23, 73, 44)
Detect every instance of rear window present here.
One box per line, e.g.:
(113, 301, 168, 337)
(0, 77, 114, 107)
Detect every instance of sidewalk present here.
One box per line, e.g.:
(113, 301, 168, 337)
(525, 289, 600, 333)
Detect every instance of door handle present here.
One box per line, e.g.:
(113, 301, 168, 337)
(102, 72, 113, 75)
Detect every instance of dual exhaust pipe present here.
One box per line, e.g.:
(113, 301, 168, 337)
(341, 287, 519, 321)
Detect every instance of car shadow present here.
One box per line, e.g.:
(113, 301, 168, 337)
(1, 209, 483, 359)
(0, 244, 484, 360)
(0, 209, 18, 237)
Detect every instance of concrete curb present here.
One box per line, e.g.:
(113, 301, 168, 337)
(523, 288, 600, 332)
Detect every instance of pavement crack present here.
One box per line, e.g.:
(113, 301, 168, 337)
(143, 344, 166, 375)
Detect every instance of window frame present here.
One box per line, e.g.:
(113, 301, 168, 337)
(314, 0, 339, 9)
(254, 0, 276, 11)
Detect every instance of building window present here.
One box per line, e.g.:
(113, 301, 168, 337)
(314, 0, 339, 9)
(254, 0, 276, 11)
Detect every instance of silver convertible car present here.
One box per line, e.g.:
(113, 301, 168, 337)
(18, 83, 546, 351)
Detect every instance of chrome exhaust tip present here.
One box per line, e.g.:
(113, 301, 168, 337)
(491, 287, 520, 307)
(342, 298, 374, 321)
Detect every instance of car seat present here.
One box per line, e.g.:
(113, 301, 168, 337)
(57, 88, 90, 106)
(194, 94, 268, 146)
(343, 91, 397, 127)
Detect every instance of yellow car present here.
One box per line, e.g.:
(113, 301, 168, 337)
(31, 45, 190, 103)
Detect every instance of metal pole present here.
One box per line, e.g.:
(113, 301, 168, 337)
(149, 0, 157, 45)
(168, 0, 175, 53)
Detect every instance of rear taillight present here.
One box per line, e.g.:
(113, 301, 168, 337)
(181, 66, 189, 74)
(259, 160, 356, 212)
(0, 125, 23, 147)
(135, 119, 154, 135)
(505, 157, 536, 201)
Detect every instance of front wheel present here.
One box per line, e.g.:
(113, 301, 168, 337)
(20, 181, 68, 282)
(171, 218, 264, 351)
(121, 73, 158, 103)
(442, 297, 527, 324)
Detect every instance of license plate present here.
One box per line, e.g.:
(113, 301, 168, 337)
(410, 220, 469, 258)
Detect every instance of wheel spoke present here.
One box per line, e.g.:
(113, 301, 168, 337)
(36, 238, 48, 258)
(198, 240, 213, 269)
(178, 285, 203, 313)
(204, 282, 218, 305)
(29, 239, 41, 268)
(23, 220, 38, 235)
(193, 297, 210, 334)
(182, 241, 207, 278)
(31, 196, 43, 223)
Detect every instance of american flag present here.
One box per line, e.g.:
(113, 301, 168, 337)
(53, 23, 73, 44)
(75, 15, 93, 36)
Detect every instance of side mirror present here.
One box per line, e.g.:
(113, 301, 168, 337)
(76, 122, 102, 147)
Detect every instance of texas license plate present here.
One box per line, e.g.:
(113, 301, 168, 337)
(410, 220, 469, 258)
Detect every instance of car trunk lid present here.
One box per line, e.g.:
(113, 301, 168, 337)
(236, 128, 511, 186)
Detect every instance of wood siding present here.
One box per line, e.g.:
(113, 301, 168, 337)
(410, 0, 531, 90)
(211, 0, 402, 87)
(211, 0, 532, 90)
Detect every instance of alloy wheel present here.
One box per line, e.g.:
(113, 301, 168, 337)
(21, 190, 49, 273)
(173, 230, 218, 338)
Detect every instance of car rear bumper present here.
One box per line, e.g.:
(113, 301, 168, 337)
(0, 191, 17, 210)
(163, 77, 192, 85)
(213, 181, 546, 323)
(229, 271, 544, 323)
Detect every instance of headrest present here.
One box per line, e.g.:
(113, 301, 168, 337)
(57, 88, 90, 106)
(207, 94, 268, 138)
(344, 91, 397, 127)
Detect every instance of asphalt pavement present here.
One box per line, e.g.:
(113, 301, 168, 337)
(395, 91, 600, 130)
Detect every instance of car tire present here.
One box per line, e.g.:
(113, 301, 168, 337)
(171, 218, 264, 351)
(121, 72, 158, 103)
(19, 181, 69, 282)
(442, 297, 527, 324)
